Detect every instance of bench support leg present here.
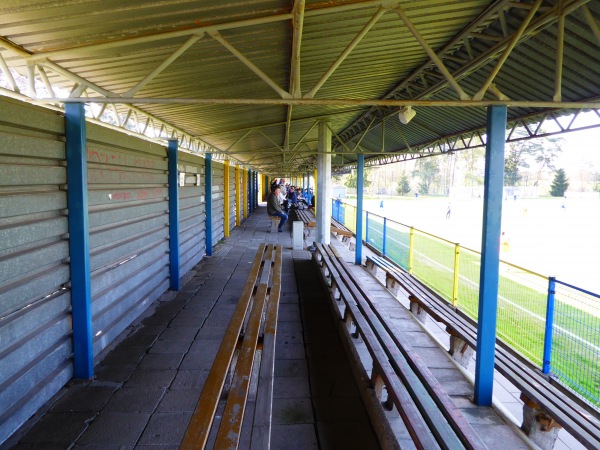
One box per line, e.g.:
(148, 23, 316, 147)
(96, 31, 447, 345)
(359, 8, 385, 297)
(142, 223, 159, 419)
(409, 297, 428, 324)
(365, 260, 378, 276)
(385, 276, 400, 297)
(520, 394, 562, 450)
(448, 331, 474, 368)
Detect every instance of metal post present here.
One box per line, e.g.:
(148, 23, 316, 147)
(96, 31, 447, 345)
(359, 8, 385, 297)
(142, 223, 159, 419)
(409, 227, 414, 274)
(235, 166, 241, 226)
(168, 139, 181, 290)
(382, 217, 387, 256)
(355, 154, 364, 265)
(365, 212, 369, 244)
(242, 169, 248, 219)
(224, 160, 230, 238)
(255, 172, 259, 208)
(313, 168, 318, 214)
(453, 243, 460, 307)
(65, 103, 93, 379)
(543, 277, 556, 374)
(474, 105, 507, 406)
(205, 153, 213, 256)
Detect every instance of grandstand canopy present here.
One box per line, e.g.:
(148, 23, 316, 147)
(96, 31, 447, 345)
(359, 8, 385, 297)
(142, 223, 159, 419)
(1, 0, 599, 173)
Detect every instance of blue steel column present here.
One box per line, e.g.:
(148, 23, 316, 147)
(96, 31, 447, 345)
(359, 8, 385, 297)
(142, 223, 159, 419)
(542, 277, 556, 374)
(205, 153, 213, 256)
(65, 103, 93, 379)
(168, 140, 180, 290)
(355, 154, 364, 265)
(474, 105, 506, 405)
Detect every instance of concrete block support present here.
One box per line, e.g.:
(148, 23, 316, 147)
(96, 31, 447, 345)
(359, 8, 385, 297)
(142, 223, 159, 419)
(448, 332, 474, 368)
(520, 394, 561, 450)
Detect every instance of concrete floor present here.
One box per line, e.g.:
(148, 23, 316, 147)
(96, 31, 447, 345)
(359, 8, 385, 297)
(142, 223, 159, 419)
(2, 207, 379, 449)
(1, 205, 584, 449)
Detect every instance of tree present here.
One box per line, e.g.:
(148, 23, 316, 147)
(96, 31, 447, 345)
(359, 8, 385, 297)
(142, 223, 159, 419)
(549, 169, 569, 197)
(412, 158, 440, 194)
(504, 149, 523, 185)
(344, 168, 371, 189)
(504, 129, 563, 187)
(396, 175, 411, 195)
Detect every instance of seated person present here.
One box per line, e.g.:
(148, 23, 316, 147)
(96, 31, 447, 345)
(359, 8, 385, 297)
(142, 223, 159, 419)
(267, 184, 288, 232)
(287, 186, 299, 209)
(297, 188, 308, 208)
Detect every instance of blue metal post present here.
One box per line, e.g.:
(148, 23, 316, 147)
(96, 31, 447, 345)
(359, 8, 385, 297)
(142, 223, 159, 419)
(168, 140, 180, 290)
(365, 212, 369, 244)
(474, 105, 507, 406)
(254, 171, 258, 208)
(382, 217, 387, 256)
(65, 103, 93, 379)
(355, 154, 364, 265)
(205, 153, 213, 256)
(543, 277, 556, 374)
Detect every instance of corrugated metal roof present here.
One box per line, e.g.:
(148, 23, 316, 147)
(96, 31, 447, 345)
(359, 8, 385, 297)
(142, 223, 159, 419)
(1, 0, 599, 174)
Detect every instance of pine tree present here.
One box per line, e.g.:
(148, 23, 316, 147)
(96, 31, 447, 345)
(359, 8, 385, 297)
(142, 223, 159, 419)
(549, 169, 569, 197)
(396, 175, 411, 195)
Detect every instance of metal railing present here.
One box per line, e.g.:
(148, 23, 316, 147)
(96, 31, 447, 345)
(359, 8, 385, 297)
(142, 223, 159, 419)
(332, 198, 600, 410)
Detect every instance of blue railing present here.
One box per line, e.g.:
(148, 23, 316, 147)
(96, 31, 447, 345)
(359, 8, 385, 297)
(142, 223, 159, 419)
(332, 198, 600, 410)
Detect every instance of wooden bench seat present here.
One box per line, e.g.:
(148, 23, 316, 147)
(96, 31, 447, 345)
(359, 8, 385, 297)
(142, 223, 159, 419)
(314, 243, 487, 450)
(182, 243, 282, 449)
(331, 217, 354, 248)
(365, 254, 600, 450)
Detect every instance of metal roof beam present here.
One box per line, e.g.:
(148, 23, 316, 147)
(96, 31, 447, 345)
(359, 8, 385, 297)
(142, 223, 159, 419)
(124, 33, 204, 97)
(209, 31, 290, 99)
(473, 0, 544, 100)
(394, 5, 470, 101)
(284, 0, 306, 152)
(41, 96, 600, 108)
(304, 6, 386, 99)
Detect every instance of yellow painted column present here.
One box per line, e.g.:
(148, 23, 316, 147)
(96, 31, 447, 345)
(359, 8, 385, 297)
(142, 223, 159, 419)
(242, 168, 248, 220)
(235, 166, 241, 226)
(313, 169, 318, 213)
(224, 160, 230, 237)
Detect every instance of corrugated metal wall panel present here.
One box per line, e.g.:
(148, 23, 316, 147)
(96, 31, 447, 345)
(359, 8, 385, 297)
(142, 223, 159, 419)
(86, 124, 170, 356)
(212, 162, 225, 244)
(178, 152, 206, 276)
(0, 99, 73, 443)
(229, 166, 236, 231)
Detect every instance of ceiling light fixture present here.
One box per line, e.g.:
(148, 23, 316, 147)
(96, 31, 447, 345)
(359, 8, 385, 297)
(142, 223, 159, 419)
(398, 106, 416, 124)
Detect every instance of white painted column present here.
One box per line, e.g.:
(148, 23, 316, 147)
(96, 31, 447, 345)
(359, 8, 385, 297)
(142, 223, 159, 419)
(316, 120, 331, 244)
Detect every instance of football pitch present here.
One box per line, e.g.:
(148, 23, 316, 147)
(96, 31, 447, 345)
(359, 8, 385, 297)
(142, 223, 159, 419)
(359, 195, 600, 294)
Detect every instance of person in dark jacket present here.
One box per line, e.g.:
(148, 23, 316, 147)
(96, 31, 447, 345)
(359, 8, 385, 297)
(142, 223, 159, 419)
(267, 184, 288, 232)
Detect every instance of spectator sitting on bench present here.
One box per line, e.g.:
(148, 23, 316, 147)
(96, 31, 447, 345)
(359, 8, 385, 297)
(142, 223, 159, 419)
(287, 185, 299, 210)
(267, 184, 288, 232)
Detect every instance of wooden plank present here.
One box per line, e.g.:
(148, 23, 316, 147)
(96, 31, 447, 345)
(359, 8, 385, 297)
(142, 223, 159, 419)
(251, 245, 282, 450)
(343, 257, 486, 449)
(315, 243, 441, 450)
(324, 245, 472, 450)
(214, 283, 269, 449)
(381, 261, 600, 449)
(330, 225, 352, 236)
(181, 244, 266, 449)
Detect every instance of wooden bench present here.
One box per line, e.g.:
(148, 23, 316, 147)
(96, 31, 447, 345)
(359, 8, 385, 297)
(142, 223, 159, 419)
(365, 254, 600, 450)
(331, 217, 354, 248)
(268, 215, 280, 233)
(181, 243, 282, 449)
(291, 209, 316, 239)
(314, 243, 487, 450)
